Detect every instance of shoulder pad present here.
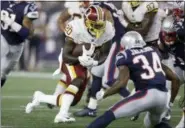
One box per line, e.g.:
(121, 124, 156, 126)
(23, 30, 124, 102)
(24, 2, 39, 20)
(116, 50, 131, 67)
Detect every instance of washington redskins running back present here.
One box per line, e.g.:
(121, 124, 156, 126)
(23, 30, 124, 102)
(25, 5, 115, 123)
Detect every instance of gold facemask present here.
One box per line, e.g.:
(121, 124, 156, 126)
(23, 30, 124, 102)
(129, 0, 141, 8)
(85, 19, 106, 38)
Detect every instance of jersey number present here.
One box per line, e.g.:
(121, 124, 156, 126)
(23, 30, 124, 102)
(65, 24, 73, 35)
(146, 3, 156, 12)
(133, 52, 165, 79)
(1, 10, 16, 30)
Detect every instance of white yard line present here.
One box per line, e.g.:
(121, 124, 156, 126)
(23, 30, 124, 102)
(1, 105, 182, 113)
(1, 126, 14, 128)
(8, 71, 61, 79)
(2, 94, 182, 102)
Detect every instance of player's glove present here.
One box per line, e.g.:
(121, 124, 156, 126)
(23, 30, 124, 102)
(96, 88, 105, 100)
(78, 55, 98, 67)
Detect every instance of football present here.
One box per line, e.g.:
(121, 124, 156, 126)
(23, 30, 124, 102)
(72, 43, 92, 57)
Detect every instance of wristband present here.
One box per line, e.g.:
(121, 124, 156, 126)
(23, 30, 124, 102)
(93, 60, 98, 66)
(11, 22, 30, 40)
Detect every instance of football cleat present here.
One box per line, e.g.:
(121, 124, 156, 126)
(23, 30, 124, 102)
(73, 106, 97, 117)
(25, 91, 43, 113)
(130, 114, 140, 121)
(46, 103, 55, 109)
(54, 113, 76, 123)
(162, 109, 171, 121)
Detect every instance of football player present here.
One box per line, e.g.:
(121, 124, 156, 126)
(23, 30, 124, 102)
(25, 5, 115, 123)
(87, 31, 180, 128)
(121, 0, 166, 45)
(1, 1, 38, 87)
(46, 1, 92, 109)
(74, 1, 130, 117)
(157, 15, 185, 122)
(49, 1, 114, 109)
(121, 0, 166, 121)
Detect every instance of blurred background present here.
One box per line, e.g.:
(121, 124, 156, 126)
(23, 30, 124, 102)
(16, 1, 123, 72)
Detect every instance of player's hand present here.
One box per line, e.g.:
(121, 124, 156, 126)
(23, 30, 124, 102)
(82, 44, 95, 57)
(78, 55, 98, 67)
(96, 88, 105, 100)
(78, 55, 93, 67)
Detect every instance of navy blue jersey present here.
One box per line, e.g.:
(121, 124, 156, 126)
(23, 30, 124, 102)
(94, 2, 126, 44)
(1, 1, 38, 45)
(116, 47, 166, 91)
(159, 30, 185, 70)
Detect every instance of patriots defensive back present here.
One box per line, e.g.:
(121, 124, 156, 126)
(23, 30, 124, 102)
(88, 31, 180, 128)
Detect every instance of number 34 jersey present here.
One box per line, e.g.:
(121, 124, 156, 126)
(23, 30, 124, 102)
(116, 46, 167, 91)
(1, 1, 38, 45)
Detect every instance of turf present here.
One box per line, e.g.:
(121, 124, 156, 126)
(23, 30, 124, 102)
(1, 73, 184, 128)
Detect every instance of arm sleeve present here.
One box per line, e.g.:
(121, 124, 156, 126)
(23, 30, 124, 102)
(116, 50, 131, 67)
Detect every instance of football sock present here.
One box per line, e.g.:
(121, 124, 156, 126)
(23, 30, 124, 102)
(119, 87, 130, 97)
(58, 84, 79, 115)
(39, 94, 57, 106)
(88, 97, 97, 110)
(91, 75, 102, 98)
(1, 78, 7, 87)
(87, 110, 115, 128)
(53, 80, 67, 95)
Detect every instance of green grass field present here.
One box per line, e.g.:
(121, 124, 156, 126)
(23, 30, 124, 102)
(1, 72, 184, 128)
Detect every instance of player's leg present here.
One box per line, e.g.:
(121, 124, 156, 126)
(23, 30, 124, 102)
(88, 89, 162, 128)
(54, 64, 87, 123)
(1, 36, 24, 87)
(1, 35, 9, 87)
(144, 112, 172, 128)
(74, 64, 104, 117)
(47, 79, 67, 109)
(161, 55, 177, 121)
(52, 48, 66, 95)
(25, 79, 68, 112)
(25, 91, 58, 113)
